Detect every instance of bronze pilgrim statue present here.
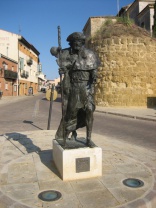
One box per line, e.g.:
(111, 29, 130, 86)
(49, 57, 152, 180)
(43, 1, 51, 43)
(50, 27, 99, 148)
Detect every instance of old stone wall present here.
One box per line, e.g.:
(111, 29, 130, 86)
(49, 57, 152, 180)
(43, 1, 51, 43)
(83, 17, 117, 38)
(87, 36, 156, 107)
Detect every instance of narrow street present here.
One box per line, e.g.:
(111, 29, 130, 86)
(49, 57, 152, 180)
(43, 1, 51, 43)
(0, 93, 156, 151)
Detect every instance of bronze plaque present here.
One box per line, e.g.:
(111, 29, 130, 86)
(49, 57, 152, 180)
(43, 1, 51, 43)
(76, 157, 90, 173)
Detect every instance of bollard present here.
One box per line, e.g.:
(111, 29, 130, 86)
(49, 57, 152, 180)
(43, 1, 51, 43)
(0, 91, 3, 100)
(47, 85, 54, 130)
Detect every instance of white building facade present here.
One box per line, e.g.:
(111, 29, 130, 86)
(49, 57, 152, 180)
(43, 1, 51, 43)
(119, 0, 155, 36)
(0, 29, 41, 95)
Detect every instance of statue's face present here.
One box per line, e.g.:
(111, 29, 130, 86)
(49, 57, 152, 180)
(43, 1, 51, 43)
(70, 39, 83, 52)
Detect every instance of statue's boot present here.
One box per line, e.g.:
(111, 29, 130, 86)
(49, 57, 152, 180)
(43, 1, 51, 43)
(55, 119, 64, 140)
(63, 130, 71, 148)
(70, 131, 77, 140)
(86, 130, 95, 148)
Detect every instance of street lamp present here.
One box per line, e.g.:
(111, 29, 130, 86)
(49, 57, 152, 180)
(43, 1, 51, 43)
(117, 0, 120, 16)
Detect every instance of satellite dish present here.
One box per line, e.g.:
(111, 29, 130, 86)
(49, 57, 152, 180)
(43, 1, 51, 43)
(46, 89, 57, 101)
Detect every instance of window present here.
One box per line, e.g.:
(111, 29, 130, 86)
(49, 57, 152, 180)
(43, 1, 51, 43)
(38, 63, 42, 72)
(14, 85, 17, 92)
(25, 83, 27, 89)
(5, 64, 8, 70)
(3, 62, 8, 70)
(19, 57, 24, 70)
(5, 83, 8, 90)
(12, 66, 14, 71)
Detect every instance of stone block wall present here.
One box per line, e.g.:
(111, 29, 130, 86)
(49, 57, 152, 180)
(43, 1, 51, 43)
(83, 17, 117, 38)
(87, 36, 156, 107)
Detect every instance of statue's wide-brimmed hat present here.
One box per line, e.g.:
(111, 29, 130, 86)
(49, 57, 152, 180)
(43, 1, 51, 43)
(66, 32, 86, 42)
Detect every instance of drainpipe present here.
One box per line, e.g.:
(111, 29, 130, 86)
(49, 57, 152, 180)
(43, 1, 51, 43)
(17, 37, 20, 96)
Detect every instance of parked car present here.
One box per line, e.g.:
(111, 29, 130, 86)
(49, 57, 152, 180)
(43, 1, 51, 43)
(41, 87, 47, 93)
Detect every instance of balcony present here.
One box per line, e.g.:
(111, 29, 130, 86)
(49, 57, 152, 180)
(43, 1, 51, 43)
(21, 70, 29, 79)
(27, 58, 33, 66)
(25, 71, 29, 78)
(20, 70, 25, 78)
(4, 70, 17, 80)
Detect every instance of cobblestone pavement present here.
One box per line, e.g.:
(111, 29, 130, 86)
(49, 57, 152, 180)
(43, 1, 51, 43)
(0, 130, 156, 208)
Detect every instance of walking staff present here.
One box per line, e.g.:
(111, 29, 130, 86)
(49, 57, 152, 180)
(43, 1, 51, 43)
(57, 26, 66, 146)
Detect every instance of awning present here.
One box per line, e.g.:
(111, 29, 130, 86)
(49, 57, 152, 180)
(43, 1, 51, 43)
(38, 74, 46, 81)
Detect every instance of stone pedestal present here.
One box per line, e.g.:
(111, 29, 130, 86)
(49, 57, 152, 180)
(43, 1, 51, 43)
(53, 140, 102, 181)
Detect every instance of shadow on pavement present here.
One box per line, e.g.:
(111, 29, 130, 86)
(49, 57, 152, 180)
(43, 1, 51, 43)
(5, 132, 41, 154)
(39, 149, 60, 178)
(54, 97, 62, 103)
(23, 120, 43, 130)
(5, 132, 60, 178)
(41, 96, 61, 104)
(41, 98, 47, 101)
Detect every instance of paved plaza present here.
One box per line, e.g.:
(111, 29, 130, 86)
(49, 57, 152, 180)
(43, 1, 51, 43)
(0, 130, 156, 208)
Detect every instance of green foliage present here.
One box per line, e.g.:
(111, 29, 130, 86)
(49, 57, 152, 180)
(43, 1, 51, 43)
(104, 19, 113, 26)
(116, 16, 134, 26)
(93, 19, 114, 38)
(93, 17, 135, 40)
(90, 15, 150, 41)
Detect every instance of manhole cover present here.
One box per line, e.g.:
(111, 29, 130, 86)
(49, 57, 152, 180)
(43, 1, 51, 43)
(123, 178, 144, 188)
(38, 190, 62, 201)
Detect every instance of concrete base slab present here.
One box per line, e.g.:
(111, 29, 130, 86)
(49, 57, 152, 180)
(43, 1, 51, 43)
(53, 140, 102, 181)
(0, 130, 155, 208)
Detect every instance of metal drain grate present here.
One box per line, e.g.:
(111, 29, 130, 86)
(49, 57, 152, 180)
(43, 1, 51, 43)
(38, 190, 62, 201)
(123, 178, 144, 188)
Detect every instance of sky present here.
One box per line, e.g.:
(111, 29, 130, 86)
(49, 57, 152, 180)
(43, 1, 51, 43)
(1, 0, 133, 80)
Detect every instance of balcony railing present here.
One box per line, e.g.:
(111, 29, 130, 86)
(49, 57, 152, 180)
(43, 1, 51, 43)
(25, 71, 29, 78)
(4, 70, 17, 80)
(21, 70, 29, 79)
(27, 58, 33, 66)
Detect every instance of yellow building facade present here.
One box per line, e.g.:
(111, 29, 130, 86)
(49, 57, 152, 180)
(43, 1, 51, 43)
(0, 29, 40, 96)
